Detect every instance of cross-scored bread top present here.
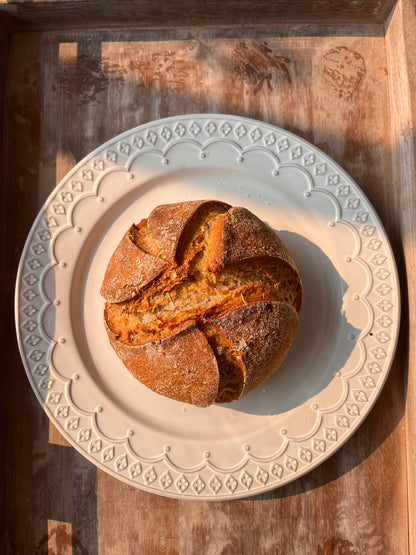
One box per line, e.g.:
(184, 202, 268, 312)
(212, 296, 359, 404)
(101, 200, 302, 407)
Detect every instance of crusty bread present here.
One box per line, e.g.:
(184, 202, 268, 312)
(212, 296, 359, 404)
(101, 200, 302, 407)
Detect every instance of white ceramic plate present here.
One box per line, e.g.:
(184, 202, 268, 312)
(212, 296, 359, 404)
(15, 114, 400, 499)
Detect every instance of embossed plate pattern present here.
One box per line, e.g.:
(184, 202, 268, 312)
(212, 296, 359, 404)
(15, 115, 400, 499)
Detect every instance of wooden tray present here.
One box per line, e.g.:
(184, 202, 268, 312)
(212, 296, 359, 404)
(1, 1, 414, 553)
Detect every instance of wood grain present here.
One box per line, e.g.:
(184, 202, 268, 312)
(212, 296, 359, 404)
(49, 422, 72, 447)
(386, 0, 416, 550)
(1, 33, 98, 554)
(47, 520, 72, 555)
(0, 0, 397, 33)
(1, 1, 414, 553)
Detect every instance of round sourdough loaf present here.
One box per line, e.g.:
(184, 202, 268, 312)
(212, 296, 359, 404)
(101, 200, 302, 407)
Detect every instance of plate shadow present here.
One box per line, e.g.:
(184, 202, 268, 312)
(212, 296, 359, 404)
(220, 231, 361, 416)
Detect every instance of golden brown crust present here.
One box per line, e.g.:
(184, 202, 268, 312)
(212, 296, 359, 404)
(206, 301, 299, 399)
(100, 226, 168, 303)
(209, 206, 298, 273)
(148, 199, 230, 262)
(104, 319, 219, 407)
(101, 200, 302, 406)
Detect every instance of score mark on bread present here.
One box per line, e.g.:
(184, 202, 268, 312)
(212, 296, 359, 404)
(101, 200, 302, 407)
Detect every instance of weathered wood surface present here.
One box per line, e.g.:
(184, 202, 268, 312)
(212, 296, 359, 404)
(1, 0, 415, 553)
(385, 0, 416, 551)
(0, 0, 397, 32)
